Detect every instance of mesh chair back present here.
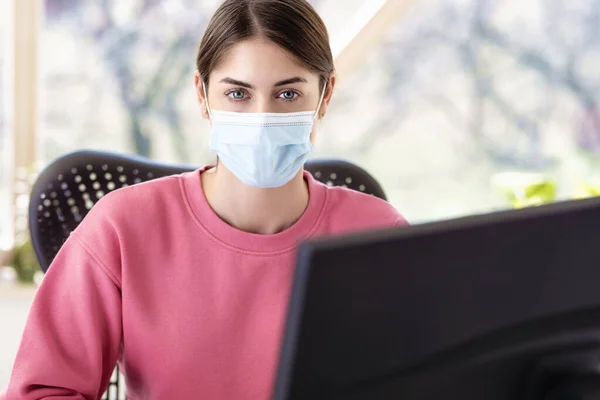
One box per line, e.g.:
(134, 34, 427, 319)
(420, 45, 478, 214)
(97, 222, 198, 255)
(30, 150, 387, 272)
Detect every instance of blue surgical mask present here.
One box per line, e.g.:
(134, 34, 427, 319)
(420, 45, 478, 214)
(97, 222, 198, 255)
(203, 84, 326, 188)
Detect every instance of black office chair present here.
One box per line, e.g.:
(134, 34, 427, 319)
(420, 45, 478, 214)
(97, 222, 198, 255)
(27, 150, 387, 400)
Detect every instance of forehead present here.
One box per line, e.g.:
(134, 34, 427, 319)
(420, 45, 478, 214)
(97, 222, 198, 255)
(210, 37, 320, 85)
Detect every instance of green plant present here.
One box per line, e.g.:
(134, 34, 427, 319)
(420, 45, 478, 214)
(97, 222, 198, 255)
(11, 240, 40, 284)
(493, 172, 557, 209)
(574, 179, 600, 199)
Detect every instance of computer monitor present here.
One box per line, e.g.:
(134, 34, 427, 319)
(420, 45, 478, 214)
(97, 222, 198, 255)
(273, 197, 600, 400)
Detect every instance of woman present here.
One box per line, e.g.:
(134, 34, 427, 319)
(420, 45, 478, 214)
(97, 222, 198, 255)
(2, 0, 407, 399)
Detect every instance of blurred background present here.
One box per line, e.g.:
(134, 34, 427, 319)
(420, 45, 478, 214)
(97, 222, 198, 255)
(2, 0, 600, 387)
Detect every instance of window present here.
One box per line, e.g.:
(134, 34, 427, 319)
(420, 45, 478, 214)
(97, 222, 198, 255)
(40, 0, 600, 224)
(317, 0, 600, 222)
(0, 0, 11, 251)
(42, 0, 215, 165)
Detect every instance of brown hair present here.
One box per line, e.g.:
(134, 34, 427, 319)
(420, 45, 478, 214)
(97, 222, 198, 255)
(196, 0, 334, 91)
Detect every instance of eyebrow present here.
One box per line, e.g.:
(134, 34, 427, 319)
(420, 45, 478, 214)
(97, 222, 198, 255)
(218, 76, 308, 89)
(219, 77, 254, 89)
(273, 77, 308, 86)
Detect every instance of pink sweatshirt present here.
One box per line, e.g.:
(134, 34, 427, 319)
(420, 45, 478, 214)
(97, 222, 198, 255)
(2, 168, 406, 400)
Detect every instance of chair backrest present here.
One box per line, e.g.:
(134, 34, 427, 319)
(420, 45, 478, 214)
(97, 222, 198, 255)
(27, 150, 386, 400)
(29, 150, 387, 273)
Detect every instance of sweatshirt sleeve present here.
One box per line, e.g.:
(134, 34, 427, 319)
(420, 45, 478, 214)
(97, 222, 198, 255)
(1, 217, 123, 398)
(395, 214, 409, 226)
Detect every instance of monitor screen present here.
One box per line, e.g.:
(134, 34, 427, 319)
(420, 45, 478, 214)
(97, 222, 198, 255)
(273, 197, 600, 400)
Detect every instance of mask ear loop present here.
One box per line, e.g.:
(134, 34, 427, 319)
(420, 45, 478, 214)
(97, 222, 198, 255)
(201, 79, 220, 167)
(201, 80, 213, 119)
(313, 82, 328, 122)
(309, 82, 328, 151)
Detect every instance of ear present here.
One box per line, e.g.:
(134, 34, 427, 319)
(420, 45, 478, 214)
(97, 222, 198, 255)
(318, 74, 336, 119)
(194, 71, 210, 119)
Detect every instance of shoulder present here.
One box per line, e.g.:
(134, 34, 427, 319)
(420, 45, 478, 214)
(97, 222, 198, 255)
(320, 183, 408, 234)
(60, 170, 197, 281)
(72, 171, 190, 246)
(85, 172, 184, 222)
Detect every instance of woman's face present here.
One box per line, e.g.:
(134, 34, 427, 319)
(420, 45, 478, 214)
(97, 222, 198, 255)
(195, 37, 335, 141)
